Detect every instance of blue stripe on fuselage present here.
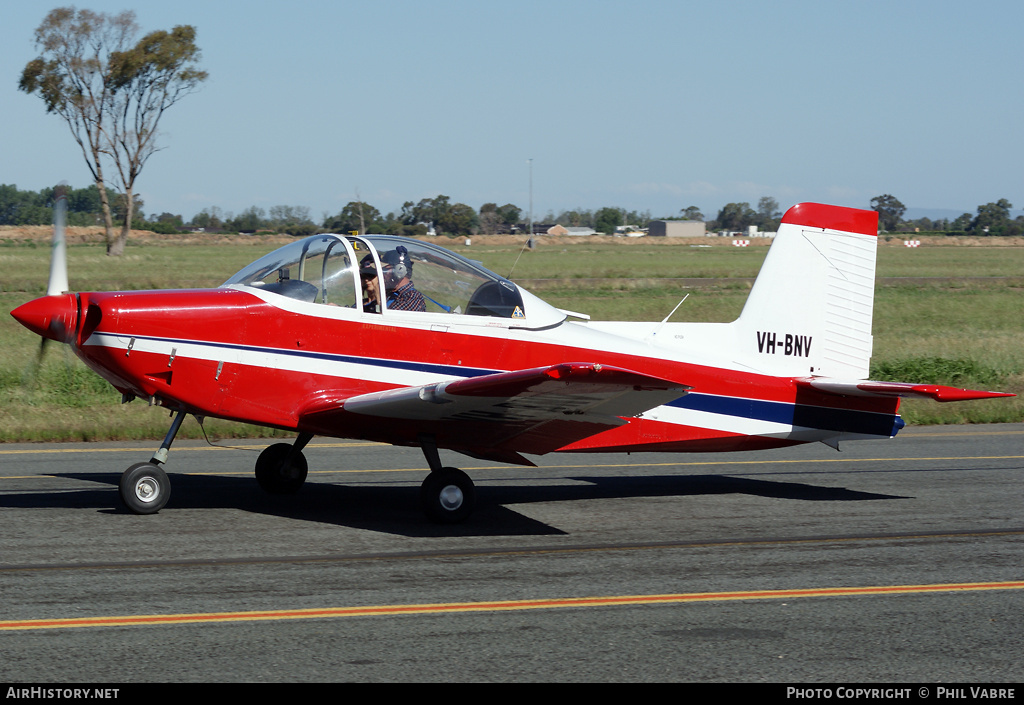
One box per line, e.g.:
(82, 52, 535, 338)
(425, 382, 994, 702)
(669, 393, 902, 437)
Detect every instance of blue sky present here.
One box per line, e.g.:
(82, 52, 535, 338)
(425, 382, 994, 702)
(3, 0, 1022, 222)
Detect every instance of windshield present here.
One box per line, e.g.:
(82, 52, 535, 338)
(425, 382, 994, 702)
(222, 235, 357, 307)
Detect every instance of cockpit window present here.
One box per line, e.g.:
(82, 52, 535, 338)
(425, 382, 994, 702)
(354, 235, 526, 318)
(222, 235, 357, 308)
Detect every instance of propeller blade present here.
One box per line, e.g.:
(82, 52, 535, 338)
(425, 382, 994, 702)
(17, 185, 73, 388)
(46, 188, 69, 296)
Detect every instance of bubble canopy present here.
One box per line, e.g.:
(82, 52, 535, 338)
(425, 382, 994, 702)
(222, 234, 566, 328)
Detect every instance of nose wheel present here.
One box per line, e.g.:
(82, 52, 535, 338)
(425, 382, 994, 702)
(119, 462, 171, 514)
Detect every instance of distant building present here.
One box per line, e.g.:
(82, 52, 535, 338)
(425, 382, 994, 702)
(745, 224, 777, 238)
(647, 220, 706, 237)
(546, 225, 597, 236)
(565, 226, 597, 236)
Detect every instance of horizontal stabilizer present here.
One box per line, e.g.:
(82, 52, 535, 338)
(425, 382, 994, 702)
(799, 378, 1015, 403)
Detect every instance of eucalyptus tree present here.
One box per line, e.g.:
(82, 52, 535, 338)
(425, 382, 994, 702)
(716, 202, 757, 231)
(19, 8, 207, 255)
(870, 194, 906, 232)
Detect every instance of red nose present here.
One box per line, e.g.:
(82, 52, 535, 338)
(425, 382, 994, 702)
(10, 293, 79, 344)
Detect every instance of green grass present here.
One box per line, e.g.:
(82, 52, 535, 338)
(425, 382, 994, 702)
(2, 235, 1021, 440)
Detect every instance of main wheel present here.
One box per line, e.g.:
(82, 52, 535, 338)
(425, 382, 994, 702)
(420, 467, 475, 524)
(255, 443, 308, 494)
(119, 462, 171, 514)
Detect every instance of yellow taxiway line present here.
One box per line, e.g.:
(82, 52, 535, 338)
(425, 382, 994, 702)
(2, 581, 1022, 631)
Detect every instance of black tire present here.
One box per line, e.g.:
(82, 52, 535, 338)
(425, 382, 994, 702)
(255, 443, 308, 494)
(420, 467, 475, 524)
(119, 462, 171, 514)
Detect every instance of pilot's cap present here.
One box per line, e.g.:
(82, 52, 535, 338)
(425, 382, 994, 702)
(359, 253, 377, 278)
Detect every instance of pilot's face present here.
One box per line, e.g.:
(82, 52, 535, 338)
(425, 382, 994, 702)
(362, 272, 379, 301)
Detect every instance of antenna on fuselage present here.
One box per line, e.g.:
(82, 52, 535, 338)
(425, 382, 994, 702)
(506, 236, 533, 280)
(646, 294, 689, 343)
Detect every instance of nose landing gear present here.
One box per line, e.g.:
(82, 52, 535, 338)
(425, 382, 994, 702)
(117, 409, 186, 514)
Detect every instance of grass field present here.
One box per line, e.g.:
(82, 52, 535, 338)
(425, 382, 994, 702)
(1, 230, 1021, 441)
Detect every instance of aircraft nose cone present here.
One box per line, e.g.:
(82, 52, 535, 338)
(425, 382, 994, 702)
(11, 293, 78, 343)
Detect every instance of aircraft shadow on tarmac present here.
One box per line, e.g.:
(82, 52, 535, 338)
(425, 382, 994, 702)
(3, 471, 909, 538)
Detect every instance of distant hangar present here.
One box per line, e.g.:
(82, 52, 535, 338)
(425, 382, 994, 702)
(647, 220, 707, 237)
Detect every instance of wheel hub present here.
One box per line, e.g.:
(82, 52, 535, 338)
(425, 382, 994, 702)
(134, 477, 160, 503)
(438, 484, 464, 511)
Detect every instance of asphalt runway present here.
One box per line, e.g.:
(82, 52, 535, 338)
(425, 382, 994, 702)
(1, 423, 1022, 683)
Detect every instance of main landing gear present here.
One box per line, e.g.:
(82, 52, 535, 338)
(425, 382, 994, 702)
(248, 432, 477, 523)
(255, 434, 311, 494)
(417, 434, 476, 524)
(118, 417, 477, 523)
(249, 432, 476, 522)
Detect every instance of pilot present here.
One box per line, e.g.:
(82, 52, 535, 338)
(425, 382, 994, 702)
(359, 254, 381, 313)
(379, 245, 426, 312)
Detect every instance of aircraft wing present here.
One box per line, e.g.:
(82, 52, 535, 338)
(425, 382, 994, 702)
(798, 378, 1015, 402)
(343, 362, 688, 421)
(299, 362, 688, 459)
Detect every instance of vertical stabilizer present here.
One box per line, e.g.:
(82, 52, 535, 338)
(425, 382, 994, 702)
(735, 203, 878, 379)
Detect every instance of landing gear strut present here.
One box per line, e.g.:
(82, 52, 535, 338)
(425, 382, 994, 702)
(118, 409, 185, 514)
(418, 434, 476, 523)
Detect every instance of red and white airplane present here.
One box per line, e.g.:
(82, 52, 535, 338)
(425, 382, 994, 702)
(11, 201, 1013, 522)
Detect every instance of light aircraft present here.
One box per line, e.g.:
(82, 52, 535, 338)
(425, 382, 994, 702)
(11, 202, 1013, 522)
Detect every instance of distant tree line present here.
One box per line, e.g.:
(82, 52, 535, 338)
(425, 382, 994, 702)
(1, 183, 135, 227)
(691, 195, 1024, 237)
(2, 183, 1021, 238)
(869, 194, 1024, 236)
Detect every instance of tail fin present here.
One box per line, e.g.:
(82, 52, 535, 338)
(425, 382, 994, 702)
(735, 203, 879, 379)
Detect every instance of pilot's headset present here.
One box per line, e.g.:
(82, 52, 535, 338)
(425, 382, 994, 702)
(381, 246, 411, 289)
